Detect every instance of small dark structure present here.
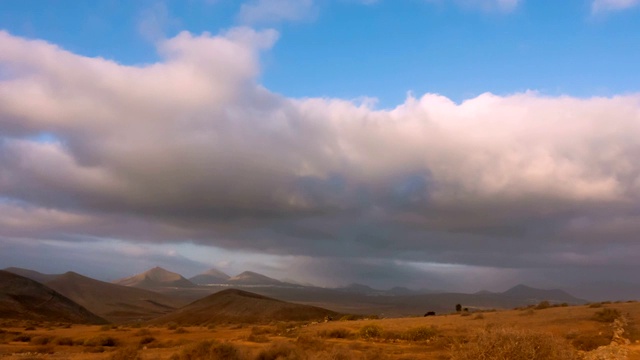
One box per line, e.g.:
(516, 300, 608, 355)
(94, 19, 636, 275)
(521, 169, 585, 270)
(424, 311, 436, 316)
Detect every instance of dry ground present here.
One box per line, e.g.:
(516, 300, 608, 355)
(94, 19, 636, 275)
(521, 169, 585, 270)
(1, 301, 639, 359)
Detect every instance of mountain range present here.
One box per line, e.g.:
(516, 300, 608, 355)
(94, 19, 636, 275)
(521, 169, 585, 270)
(1, 265, 591, 323)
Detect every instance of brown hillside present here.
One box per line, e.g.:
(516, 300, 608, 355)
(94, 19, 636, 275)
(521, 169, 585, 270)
(152, 289, 339, 325)
(46, 272, 187, 323)
(0, 270, 106, 324)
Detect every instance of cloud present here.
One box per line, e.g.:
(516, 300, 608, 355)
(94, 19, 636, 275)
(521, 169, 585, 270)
(592, 0, 640, 13)
(238, 0, 316, 24)
(2, 29, 640, 290)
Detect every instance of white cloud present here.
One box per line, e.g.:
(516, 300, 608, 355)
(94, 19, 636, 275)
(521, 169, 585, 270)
(238, 0, 316, 24)
(2, 29, 640, 289)
(592, 0, 640, 13)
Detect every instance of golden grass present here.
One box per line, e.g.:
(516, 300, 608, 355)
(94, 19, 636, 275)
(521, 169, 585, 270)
(0, 302, 639, 359)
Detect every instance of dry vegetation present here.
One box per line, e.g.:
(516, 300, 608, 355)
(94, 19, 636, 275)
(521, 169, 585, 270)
(1, 301, 640, 359)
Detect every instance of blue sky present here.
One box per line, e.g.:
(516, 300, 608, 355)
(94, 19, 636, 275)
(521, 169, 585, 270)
(2, 0, 639, 107)
(1, 0, 640, 296)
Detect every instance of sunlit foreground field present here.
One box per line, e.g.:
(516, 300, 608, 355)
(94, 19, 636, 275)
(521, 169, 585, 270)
(1, 301, 640, 360)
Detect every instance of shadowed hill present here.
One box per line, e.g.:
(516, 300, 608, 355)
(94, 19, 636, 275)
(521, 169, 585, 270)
(501, 284, 585, 304)
(227, 271, 284, 286)
(46, 272, 187, 323)
(114, 267, 195, 289)
(189, 268, 230, 285)
(0, 270, 106, 324)
(3, 267, 60, 284)
(151, 289, 339, 325)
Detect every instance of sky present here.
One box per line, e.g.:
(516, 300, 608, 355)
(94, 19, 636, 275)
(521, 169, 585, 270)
(1, 0, 640, 297)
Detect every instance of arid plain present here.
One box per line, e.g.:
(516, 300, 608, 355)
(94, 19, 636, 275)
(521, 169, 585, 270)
(1, 267, 640, 359)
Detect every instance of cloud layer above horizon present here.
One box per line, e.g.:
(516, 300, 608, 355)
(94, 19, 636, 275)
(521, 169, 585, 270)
(1, 28, 640, 290)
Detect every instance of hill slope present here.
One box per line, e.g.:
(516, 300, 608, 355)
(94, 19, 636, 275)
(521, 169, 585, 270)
(3, 267, 60, 284)
(0, 270, 106, 324)
(114, 267, 195, 289)
(46, 272, 187, 323)
(152, 289, 338, 325)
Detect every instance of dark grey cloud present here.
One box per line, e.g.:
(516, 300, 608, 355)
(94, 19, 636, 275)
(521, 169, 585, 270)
(1, 29, 640, 293)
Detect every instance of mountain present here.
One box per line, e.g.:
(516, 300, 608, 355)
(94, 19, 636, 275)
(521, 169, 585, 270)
(0, 270, 106, 324)
(151, 289, 338, 325)
(387, 286, 416, 296)
(226, 271, 284, 286)
(3, 267, 60, 284)
(501, 284, 584, 304)
(339, 283, 379, 295)
(46, 271, 187, 323)
(566, 281, 640, 302)
(113, 267, 195, 289)
(189, 268, 230, 285)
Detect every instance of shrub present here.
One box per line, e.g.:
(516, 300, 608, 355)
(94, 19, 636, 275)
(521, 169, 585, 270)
(473, 314, 485, 320)
(256, 342, 304, 360)
(403, 326, 438, 341)
(247, 333, 269, 343)
(173, 340, 245, 360)
(535, 301, 551, 310)
(24, 326, 36, 331)
(323, 346, 356, 360)
(339, 314, 360, 321)
(450, 328, 578, 360)
(359, 324, 383, 340)
(13, 334, 31, 342)
(55, 337, 74, 346)
(84, 336, 118, 347)
(569, 332, 611, 351)
(211, 342, 246, 360)
(589, 302, 603, 308)
(295, 334, 324, 351)
(174, 327, 188, 334)
(139, 336, 156, 345)
(167, 322, 178, 330)
(592, 308, 621, 323)
(110, 347, 142, 360)
(519, 309, 535, 316)
(318, 328, 353, 339)
(30, 336, 52, 345)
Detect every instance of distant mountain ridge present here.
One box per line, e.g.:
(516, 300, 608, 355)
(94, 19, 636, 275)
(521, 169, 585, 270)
(3, 267, 60, 284)
(46, 271, 186, 323)
(114, 267, 195, 289)
(189, 268, 230, 285)
(501, 284, 583, 304)
(227, 271, 284, 286)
